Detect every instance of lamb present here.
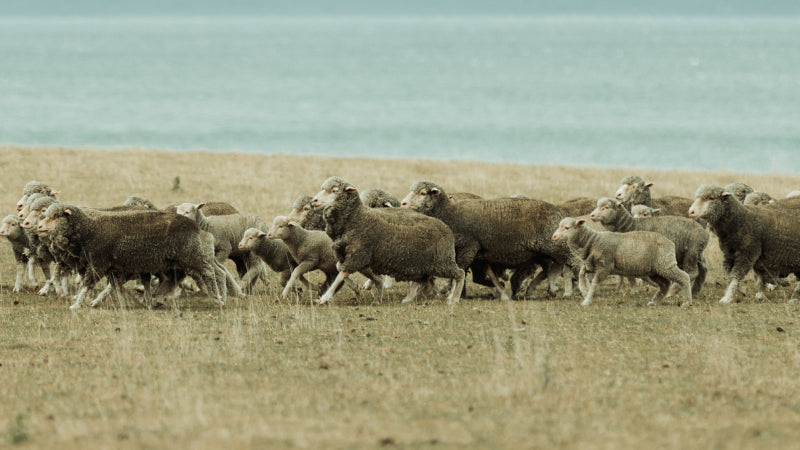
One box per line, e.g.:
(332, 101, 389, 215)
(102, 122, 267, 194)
(311, 176, 465, 304)
(631, 204, 660, 218)
(0, 215, 37, 292)
(175, 203, 268, 294)
(360, 188, 400, 208)
(590, 197, 709, 296)
(401, 180, 577, 299)
(37, 203, 224, 309)
(285, 195, 326, 231)
(723, 182, 755, 203)
(552, 217, 692, 306)
(237, 227, 296, 287)
(16, 180, 58, 212)
(689, 185, 800, 303)
(266, 216, 361, 299)
(614, 176, 693, 217)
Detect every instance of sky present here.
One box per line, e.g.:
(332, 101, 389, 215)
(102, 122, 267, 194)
(2, 0, 799, 17)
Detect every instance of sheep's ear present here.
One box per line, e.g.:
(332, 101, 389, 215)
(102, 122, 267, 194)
(383, 201, 393, 207)
(287, 221, 297, 228)
(575, 219, 586, 227)
(51, 189, 60, 195)
(644, 182, 654, 188)
(197, 202, 206, 210)
(613, 200, 623, 208)
(345, 185, 357, 194)
(721, 192, 733, 199)
(63, 208, 72, 216)
(257, 231, 267, 238)
(430, 187, 441, 196)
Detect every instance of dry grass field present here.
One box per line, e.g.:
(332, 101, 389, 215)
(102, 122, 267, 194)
(1, 145, 799, 449)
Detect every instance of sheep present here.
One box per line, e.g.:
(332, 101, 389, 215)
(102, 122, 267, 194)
(743, 191, 775, 206)
(631, 205, 660, 218)
(311, 176, 465, 305)
(20, 195, 64, 296)
(590, 197, 709, 296)
(360, 188, 400, 208)
(0, 215, 37, 293)
(754, 196, 800, 210)
(37, 203, 224, 309)
(123, 196, 158, 209)
(401, 180, 577, 300)
(552, 217, 692, 306)
(16, 180, 58, 212)
(787, 191, 800, 199)
(689, 185, 800, 304)
(614, 176, 693, 217)
(237, 227, 296, 288)
(164, 201, 239, 216)
(723, 182, 755, 203)
(285, 195, 326, 231)
(266, 216, 361, 299)
(175, 203, 268, 294)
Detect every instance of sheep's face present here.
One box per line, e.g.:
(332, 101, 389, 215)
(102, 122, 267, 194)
(16, 195, 27, 212)
(0, 215, 20, 238)
(21, 208, 43, 229)
(175, 203, 198, 220)
(742, 192, 774, 206)
(631, 205, 659, 218)
(401, 181, 442, 213)
(615, 181, 653, 204)
(312, 183, 357, 209)
(689, 185, 730, 222)
(238, 228, 266, 250)
(267, 216, 293, 240)
(552, 218, 584, 241)
(723, 183, 754, 203)
(589, 198, 621, 224)
(38, 205, 72, 236)
(286, 201, 314, 227)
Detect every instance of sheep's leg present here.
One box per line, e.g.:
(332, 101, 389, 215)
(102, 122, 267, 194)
(282, 261, 316, 299)
(577, 266, 589, 297)
(218, 261, 242, 300)
(523, 266, 545, 298)
(89, 282, 115, 308)
(789, 281, 800, 303)
(13, 261, 26, 293)
(70, 284, 93, 310)
(446, 269, 466, 305)
(401, 282, 424, 304)
(692, 255, 708, 297)
(647, 275, 670, 306)
(720, 278, 741, 304)
(319, 271, 350, 304)
(342, 278, 361, 297)
(139, 274, 154, 309)
(485, 265, 510, 300)
(359, 268, 383, 300)
(26, 259, 38, 288)
(545, 262, 562, 297)
(581, 270, 607, 306)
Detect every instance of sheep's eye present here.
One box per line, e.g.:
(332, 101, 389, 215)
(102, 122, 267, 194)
(303, 206, 310, 211)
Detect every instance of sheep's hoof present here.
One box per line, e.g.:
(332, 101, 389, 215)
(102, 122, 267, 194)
(788, 298, 797, 304)
(580, 299, 592, 306)
(646, 301, 656, 306)
(68, 302, 82, 310)
(12, 287, 21, 293)
(719, 296, 733, 304)
(317, 295, 332, 305)
(37, 288, 49, 296)
(766, 283, 777, 291)
(755, 292, 765, 300)
(363, 280, 373, 290)
(90, 300, 101, 308)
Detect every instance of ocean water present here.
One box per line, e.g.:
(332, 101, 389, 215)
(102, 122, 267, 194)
(1, 16, 799, 174)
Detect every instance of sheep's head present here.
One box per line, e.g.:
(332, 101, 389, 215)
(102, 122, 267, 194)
(401, 180, 445, 213)
(589, 197, 623, 223)
(689, 185, 732, 221)
(360, 188, 399, 208)
(18, 193, 44, 220)
(631, 205, 659, 218)
(312, 177, 358, 209)
(38, 203, 73, 236)
(742, 191, 774, 206)
(267, 216, 295, 241)
(176, 203, 203, 221)
(18, 180, 57, 211)
(723, 182, 754, 203)
(552, 217, 585, 241)
(614, 176, 652, 205)
(238, 227, 267, 250)
(23, 197, 59, 229)
(0, 215, 20, 238)
(286, 195, 315, 226)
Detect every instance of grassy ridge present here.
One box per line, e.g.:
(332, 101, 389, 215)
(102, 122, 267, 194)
(1, 146, 799, 449)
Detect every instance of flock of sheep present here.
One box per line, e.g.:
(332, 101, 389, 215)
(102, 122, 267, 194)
(2, 176, 800, 310)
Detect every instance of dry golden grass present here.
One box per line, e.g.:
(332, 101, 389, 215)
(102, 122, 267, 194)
(1, 145, 799, 449)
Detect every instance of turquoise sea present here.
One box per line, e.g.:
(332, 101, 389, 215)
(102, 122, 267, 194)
(1, 16, 799, 174)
